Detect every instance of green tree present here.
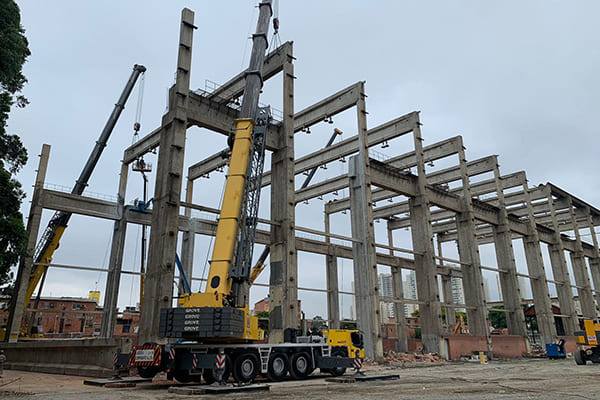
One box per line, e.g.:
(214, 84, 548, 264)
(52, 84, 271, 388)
(340, 319, 357, 330)
(256, 311, 269, 335)
(0, 0, 30, 286)
(488, 307, 507, 329)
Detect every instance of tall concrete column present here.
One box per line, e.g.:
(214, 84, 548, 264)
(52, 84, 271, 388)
(409, 122, 443, 353)
(543, 187, 578, 334)
(521, 183, 556, 346)
(437, 235, 456, 329)
(325, 211, 340, 329)
(491, 165, 527, 337)
(566, 198, 596, 319)
(326, 254, 340, 329)
(584, 209, 600, 309)
(455, 141, 489, 339)
(269, 44, 298, 342)
(100, 163, 129, 337)
(388, 226, 407, 352)
(391, 265, 408, 352)
(6, 144, 51, 342)
(180, 178, 195, 295)
(140, 9, 195, 344)
(349, 155, 382, 361)
(347, 83, 383, 361)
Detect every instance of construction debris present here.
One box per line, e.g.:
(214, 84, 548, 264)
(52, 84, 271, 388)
(383, 351, 445, 367)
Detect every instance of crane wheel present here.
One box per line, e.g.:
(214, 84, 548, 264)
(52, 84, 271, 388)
(329, 348, 348, 377)
(267, 352, 289, 381)
(289, 352, 311, 380)
(202, 356, 231, 384)
(232, 352, 260, 383)
(574, 349, 587, 365)
(173, 369, 193, 383)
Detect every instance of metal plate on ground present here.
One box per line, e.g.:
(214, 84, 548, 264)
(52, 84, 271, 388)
(168, 386, 207, 395)
(326, 377, 356, 383)
(354, 374, 400, 382)
(83, 377, 152, 386)
(204, 383, 270, 395)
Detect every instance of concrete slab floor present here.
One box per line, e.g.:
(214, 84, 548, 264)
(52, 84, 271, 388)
(0, 359, 597, 400)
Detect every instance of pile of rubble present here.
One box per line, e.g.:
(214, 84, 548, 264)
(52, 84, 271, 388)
(383, 350, 445, 366)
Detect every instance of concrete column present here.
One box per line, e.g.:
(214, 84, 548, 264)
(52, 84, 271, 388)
(100, 163, 129, 337)
(566, 198, 596, 319)
(491, 164, 527, 337)
(346, 83, 383, 361)
(437, 236, 456, 329)
(6, 144, 51, 342)
(269, 44, 298, 342)
(391, 265, 408, 352)
(140, 9, 195, 344)
(584, 209, 600, 309)
(326, 254, 340, 329)
(543, 187, 578, 334)
(180, 179, 195, 295)
(325, 212, 340, 329)
(349, 155, 382, 361)
(409, 121, 443, 353)
(388, 226, 407, 352)
(455, 141, 489, 339)
(441, 275, 456, 328)
(521, 183, 556, 346)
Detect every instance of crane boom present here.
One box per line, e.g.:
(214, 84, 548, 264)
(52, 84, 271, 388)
(9, 64, 146, 336)
(175, 1, 273, 340)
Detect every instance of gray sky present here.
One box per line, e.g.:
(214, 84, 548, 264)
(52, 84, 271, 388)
(9, 1, 600, 320)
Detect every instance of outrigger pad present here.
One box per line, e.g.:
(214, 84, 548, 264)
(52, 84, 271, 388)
(159, 307, 245, 339)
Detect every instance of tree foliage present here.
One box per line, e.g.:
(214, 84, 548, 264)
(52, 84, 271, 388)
(0, 0, 30, 286)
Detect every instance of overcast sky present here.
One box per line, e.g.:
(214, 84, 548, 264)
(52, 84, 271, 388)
(9, 1, 600, 320)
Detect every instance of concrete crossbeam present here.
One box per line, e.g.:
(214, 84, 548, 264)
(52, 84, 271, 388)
(262, 112, 420, 186)
(187, 82, 367, 180)
(380, 171, 525, 225)
(207, 41, 292, 103)
(294, 82, 363, 130)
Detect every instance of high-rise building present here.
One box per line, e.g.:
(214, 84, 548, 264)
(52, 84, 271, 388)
(377, 273, 394, 322)
(403, 271, 418, 317)
(451, 277, 465, 312)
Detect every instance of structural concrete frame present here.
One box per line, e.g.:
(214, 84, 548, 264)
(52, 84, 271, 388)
(9, 8, 600, 363)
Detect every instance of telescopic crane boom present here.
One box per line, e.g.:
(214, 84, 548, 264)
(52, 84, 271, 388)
(174, 1, 273, 341)
(7, 64, 146, 338)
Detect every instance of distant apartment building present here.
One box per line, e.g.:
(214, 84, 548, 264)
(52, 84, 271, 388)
(404, 271, 418, 317)
(378, 273, 395, 322)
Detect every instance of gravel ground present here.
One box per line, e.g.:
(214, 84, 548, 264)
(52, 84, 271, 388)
(0, 358, 597, 400)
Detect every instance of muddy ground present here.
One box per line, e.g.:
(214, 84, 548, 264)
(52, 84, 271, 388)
(0, 358, 597, 399)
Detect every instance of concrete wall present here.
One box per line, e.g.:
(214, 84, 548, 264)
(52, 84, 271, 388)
(445, 335, 530, 360)
(490, 335, 528, 358)
(445, 335, 488, 359)
(0, 338, 132, 377)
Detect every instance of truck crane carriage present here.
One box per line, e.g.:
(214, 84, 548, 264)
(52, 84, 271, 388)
(128, 2, 364, 384)
(4, 64, 146, 340)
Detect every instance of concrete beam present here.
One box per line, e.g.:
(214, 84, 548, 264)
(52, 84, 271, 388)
(188, 149, 228, 181)
(207, 41, 292, 103)
(294, 82, 363, 130)
(185, 82, 366, 180)
(262, 112, 420, 186)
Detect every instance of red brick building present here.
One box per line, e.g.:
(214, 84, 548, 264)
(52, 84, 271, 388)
(0, 295, 140, 339)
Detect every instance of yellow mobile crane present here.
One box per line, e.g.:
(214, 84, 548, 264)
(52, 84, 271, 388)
(4, 64, 146, 341)
(129, 2, 363, 384)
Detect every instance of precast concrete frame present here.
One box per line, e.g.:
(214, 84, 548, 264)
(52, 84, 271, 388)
(9, 8, 600, 364)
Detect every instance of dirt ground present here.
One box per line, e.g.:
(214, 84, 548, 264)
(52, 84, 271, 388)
(0, 358, 598, 400)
